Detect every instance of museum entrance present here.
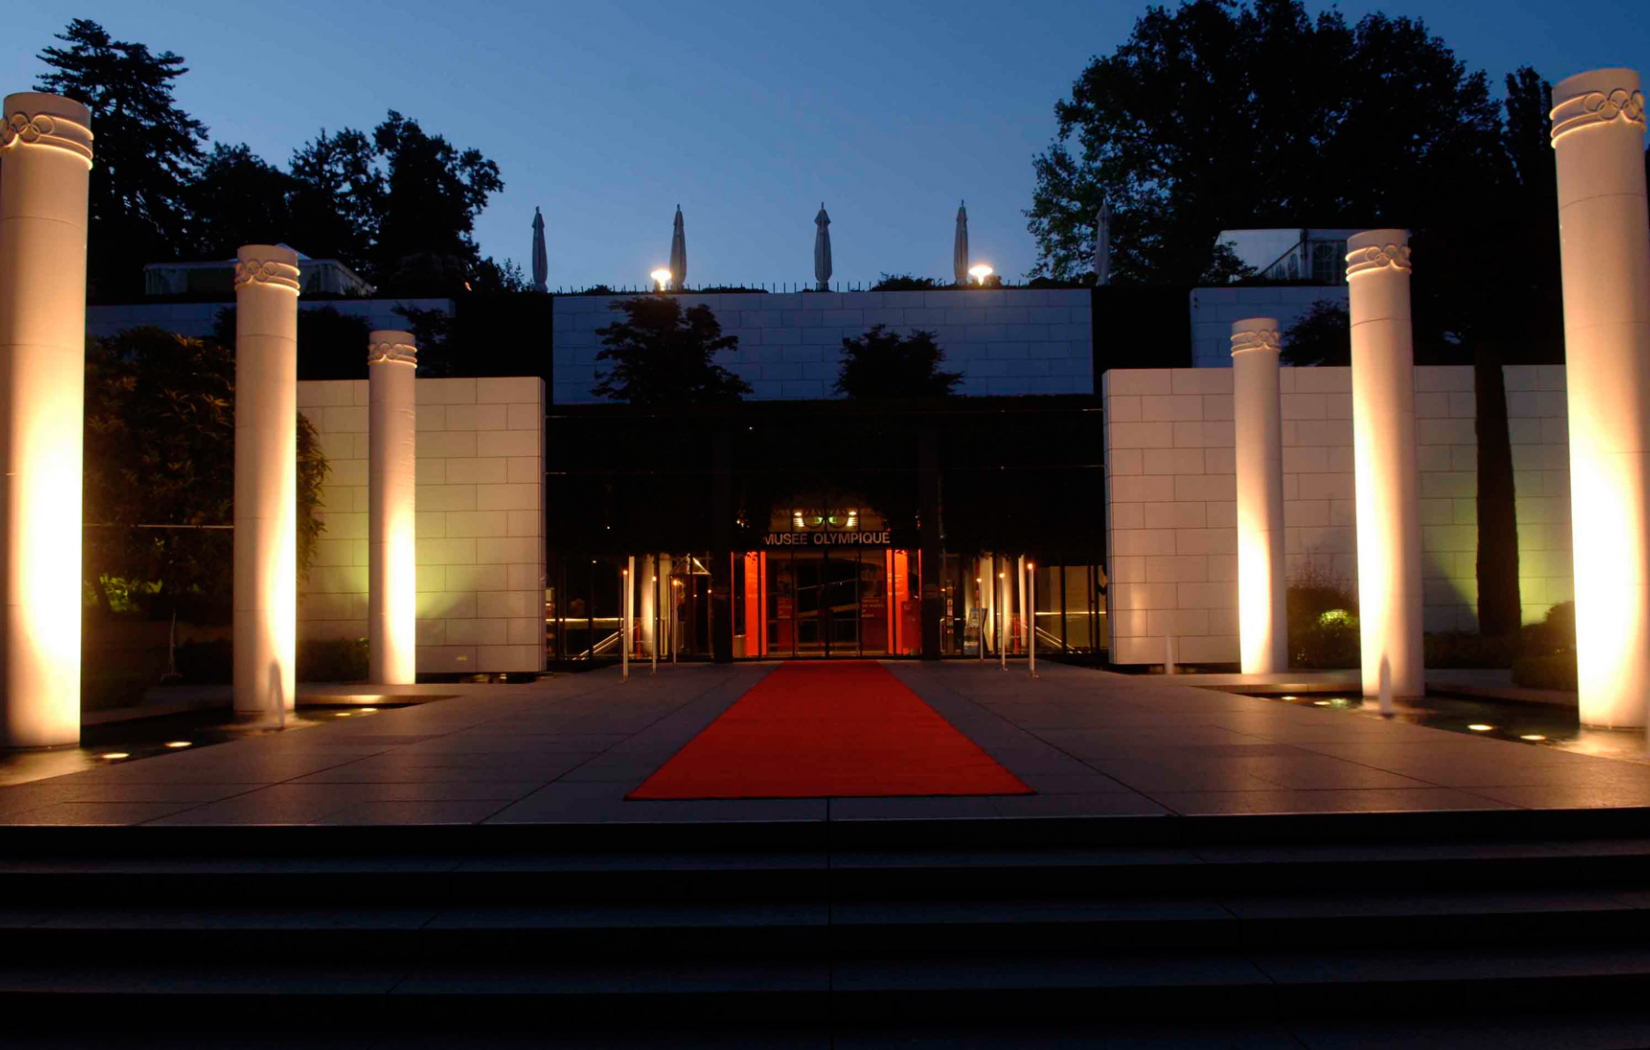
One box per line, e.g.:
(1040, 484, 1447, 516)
(742, 547, 920, 659)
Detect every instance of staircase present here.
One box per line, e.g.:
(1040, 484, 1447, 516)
(8, 809, 1650, 1046)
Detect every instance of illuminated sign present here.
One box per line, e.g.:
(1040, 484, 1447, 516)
(763, 531, 891, 547)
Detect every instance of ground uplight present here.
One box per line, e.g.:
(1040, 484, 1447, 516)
(1467, 724, 1494, 732)
(164, 741, 192, 749)
(99, 752, 129, 760)
(1521, 734, 1547, 741)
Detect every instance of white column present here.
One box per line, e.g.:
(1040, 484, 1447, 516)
(623, 555, 633, 681)
(640, 554, 656, 659)
(0, 93, 93, 748)
(367, 331, 417, 685)
(1231, 318, 1288, 675)
(1551, 70, 1650, 727)
(1346, 230, 1424, 698)
(233, 245, 300, 718)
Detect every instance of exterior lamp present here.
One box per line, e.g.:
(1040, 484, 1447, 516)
(969, 264, 993, 285)
(650, 268, 671, 292)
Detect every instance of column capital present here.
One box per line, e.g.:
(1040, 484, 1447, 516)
(1230, 317, 1281, 356)
(367, 330, 418, 366)
(0, 92, 92, 165)
(1345, 229, 1411, 279)
(234, 245, 301, 294)
(1552, 68, 1644, 144)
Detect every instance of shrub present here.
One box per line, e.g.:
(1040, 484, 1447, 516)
(1286, 564, 1360, 668)
(1512, 651, 1577, 690)
(1512, 600, 1577, 690)
(870, 273, 943, 292)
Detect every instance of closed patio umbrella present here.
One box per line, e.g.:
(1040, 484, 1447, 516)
(669, 205, 687, 291)
(531, 206, 547, 292)
(814, 203, 832, 291)
(953, 200, 969, 286)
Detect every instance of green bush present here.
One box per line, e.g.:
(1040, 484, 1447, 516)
(1287, 568, 1360, 669)
(1512, 651, 1577, 690)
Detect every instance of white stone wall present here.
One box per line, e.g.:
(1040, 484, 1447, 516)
(298, 377, 546, 674)
(551, 289, 1093, 403)
(88, 299, 453, 341)
(1189, 286, 1349, 368)
(1102, 365, 1568, 665)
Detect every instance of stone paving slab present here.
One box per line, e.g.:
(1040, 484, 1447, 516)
(0, 660, 1645, 826)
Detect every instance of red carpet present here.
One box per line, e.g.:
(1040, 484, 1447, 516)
(627, 662, 1033, 800)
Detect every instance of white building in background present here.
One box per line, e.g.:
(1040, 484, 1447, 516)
(145, 245, 375, 298)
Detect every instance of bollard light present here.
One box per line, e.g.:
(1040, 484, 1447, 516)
(650, 268, 671, 292)
(969, 264, 993, 285)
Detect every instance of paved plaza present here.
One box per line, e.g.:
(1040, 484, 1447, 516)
(2, 661, 1646, 826)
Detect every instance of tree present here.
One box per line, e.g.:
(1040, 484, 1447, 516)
(592, 297, 750, 405)
(83, 328, 328, 620)
(1026, 1, 1507, 287)
(186, 143, 296, 260)
(37, 18, 209, 297)
(835, 326, 962, 399)
(1280, 300, 1349, 367)
(370, 111, 503, 290)
(288, 128, 382, 274)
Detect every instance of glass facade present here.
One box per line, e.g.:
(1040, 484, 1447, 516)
(550, 543, 1107, 665)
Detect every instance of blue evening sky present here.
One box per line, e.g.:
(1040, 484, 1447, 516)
(4, 1, 1646, 288)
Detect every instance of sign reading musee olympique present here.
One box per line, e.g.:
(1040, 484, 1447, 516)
(764, 530, 891, 547)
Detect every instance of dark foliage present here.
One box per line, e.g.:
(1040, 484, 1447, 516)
(211, 305, 373, 381)
(592, 297, 750, 406)
(37, 18, 209, 297)
(870, 274, 945, 292)
(835, 326, 962, 400)
(83, 328, 329, 621)
(1028, 1, 1508, 289)
(1280, 299, 1350, 367)
(1286, 567, 1359, 669)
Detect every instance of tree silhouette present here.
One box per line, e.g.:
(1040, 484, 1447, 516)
(835, 326, 962, 399)
(37, 18, 209, 297)
(593, 297, 750, 405)
(1027, 1, 1506, 286)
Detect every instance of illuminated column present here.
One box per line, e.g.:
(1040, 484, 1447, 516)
(0, 93, 93, 748)
(1231, 318, 1287, 674)
(1346, 229, 1424, 698)
(233, 245, 300, 717)
(367, 331, 417, 685)
(1550, 70, 1650, 727)
(640, 554, 656, 658)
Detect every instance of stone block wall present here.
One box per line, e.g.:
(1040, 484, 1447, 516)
(1505, 365, 1574, 623)
(1102, 365, 1569, 665)
(551, 289, 1093, 403)
(297, 376, 546, 674)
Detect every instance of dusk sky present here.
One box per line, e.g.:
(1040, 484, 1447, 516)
(5, 1, 1648, 289)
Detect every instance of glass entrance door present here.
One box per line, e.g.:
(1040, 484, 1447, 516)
(823, 554, 860, 656)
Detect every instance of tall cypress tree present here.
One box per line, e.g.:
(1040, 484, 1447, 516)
(36, 18, 209, 298)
